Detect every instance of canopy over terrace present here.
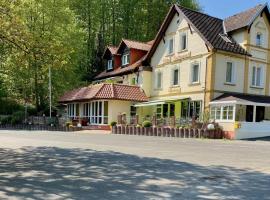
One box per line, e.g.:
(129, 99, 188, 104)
(210, 93, 270, 123)
(58, 83, 148, 125)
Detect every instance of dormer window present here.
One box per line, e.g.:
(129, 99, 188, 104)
(121, 54, 130, 66)
(256, 33, 262, 46)
(107, 59, 113, 70)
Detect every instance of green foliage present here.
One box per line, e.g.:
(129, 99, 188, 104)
(11, 111, 25, 125)
(0, 116, 12, 125)
(142, 120, 152, 128)
(65, 121, 72, 127)
(110, 121, 117, 127)
(0, 99, 24, 115)
(0, 0, 200, 113)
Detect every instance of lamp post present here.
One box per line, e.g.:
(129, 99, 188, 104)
(49, 65, 52, 118)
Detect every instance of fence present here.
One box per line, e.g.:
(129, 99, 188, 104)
(0, 124, 82, 132)
(111, 125, 224, 139)
(119, 114, 195, 128)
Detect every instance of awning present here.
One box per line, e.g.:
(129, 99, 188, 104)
(134, 97, 189, 107)
(210, 93, 270, 107)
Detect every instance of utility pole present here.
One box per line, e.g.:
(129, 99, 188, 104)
(49, 65, 52, 118)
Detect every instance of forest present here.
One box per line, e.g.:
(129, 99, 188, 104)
(0, 0, 200, 115)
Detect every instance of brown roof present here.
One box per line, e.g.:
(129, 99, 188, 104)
(119, 39, 152, 52)
(95, 55, 147, 80)
(108, 46, 118, 55)
(144, 4, 250, 64)
(212, 92, 270, 104)
(59, 83, 148, 103)
(224, 4, 266, 33)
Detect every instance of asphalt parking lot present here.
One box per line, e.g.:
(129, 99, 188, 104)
(0, 130, 269, 200)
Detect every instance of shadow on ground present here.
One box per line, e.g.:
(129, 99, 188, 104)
(0, 147, 269, 200)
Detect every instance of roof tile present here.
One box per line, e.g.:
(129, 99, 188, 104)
(59, 83, 148, 103)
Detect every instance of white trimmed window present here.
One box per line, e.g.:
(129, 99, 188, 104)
(156, 71, 163, 89)
(210, 105, 234, 121)
(172, 67, 179, 86)
(67, 103, 78, 118)
(179, 32, 187, 51)
(210, 106, 221, 120)
(251, 66, 264, 87)
(225, 62, 235, 84)
(191, 63, 200, 83)
(107, 60, 113, 70)
(168, 37, 174, 55)
(121, 54, 130, 66)
(256, 33, 262, 46)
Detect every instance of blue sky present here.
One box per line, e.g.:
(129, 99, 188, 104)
(199, 0, 269, 19)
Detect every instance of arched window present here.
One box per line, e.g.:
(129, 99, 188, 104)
(256, 32, 262, 46)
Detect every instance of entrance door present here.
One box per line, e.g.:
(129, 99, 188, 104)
(246, 105, 253, 122)
(256, 106, 265, 122)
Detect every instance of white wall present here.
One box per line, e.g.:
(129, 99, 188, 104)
(235, 121, 270, 139)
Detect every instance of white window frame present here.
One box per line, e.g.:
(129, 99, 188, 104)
(190, 62, 200, 84)
(171, 66, 180, 86)
(179, 31, 187, 51)
(67, 103, 77, 118)
(167, 37, 174, 55)
(121, 54, 130, 66)
(89, 100, 108, 125)
(210, 105, 235, 122)
(225, 61, 235, 84)
(251, 65, 264, 88)
(156, 71, 163, 89)
(107, 59, 113, 70)
(256, 32, 263, 47)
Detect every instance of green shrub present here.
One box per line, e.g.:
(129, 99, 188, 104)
(142, 120, 152, 128)
(0, 116, 12, 125)
(11, 111, 25, 125)
(65, 121, 72, 127)
(110, 121, 117, 127)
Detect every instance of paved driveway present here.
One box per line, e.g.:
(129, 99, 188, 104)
(0, 130, 269, 200)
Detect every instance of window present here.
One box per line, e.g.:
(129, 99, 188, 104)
(89, 101, 108, 125)
(223, 106, 234, 120)
(251, 66, 263, 87)
(172, 68, 179, 86)
(107, 60, 113, 70)
(67, 103, 78, 118)
(179, 32, 187, 51)
(191, 63, 199, 83)
(168, 37, 174, 55)
(210, 105, 234, 121)
(256, 33, 262, 46)
(131, 77, 136, 85)
(121, 54, 130, 66)
(181, 101, 202, 119)
(225, 62, 234, 83)
(83, 103, 90, 117)
(130, 106, 136, 116)
(156, 104, 162, 118)
(156, 71, 162, 89)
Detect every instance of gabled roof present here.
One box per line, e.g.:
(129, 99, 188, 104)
(95, 55, 147, 80)
(107, 46, 118, 55)
(117, 39, 152, 53)
(103, 46, 119, 59)
(59, 83, 148, 103)
(144, 4, 250, 64)
(224, 4, 269, 33)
